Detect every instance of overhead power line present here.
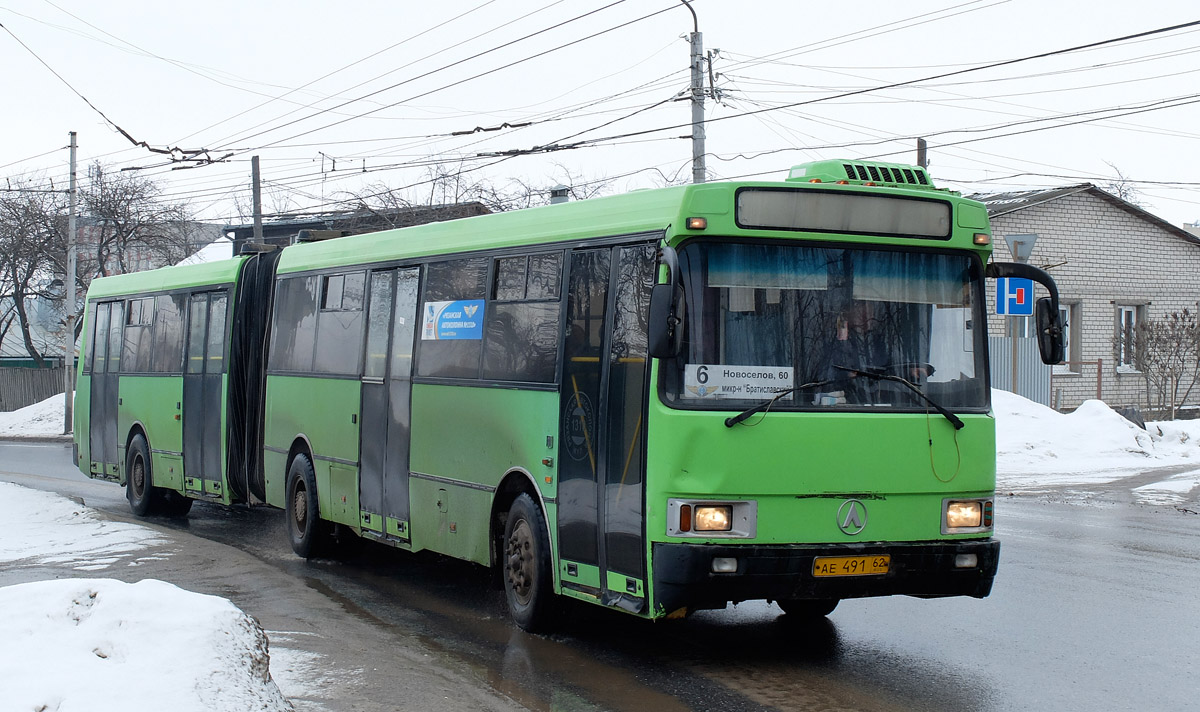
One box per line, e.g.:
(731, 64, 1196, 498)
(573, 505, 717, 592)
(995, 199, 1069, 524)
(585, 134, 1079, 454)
(479, 19, 1200, 157)
(0, 21, 230, 167)
(210, 1, 647, 152)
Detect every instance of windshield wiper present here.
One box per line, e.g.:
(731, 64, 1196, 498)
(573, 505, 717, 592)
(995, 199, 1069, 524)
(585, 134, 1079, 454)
(832, 365, 964, 430)
(724, 380, 831, 428)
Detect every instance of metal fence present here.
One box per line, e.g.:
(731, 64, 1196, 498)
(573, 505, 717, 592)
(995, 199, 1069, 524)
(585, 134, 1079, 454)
(988, 336, 1051, 406)
(0, 367, 65, 412)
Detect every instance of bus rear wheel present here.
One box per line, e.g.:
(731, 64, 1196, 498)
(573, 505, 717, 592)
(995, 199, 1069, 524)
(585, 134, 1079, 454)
(126, 434, 159, 517)
(777, 598, 839, 618)
(286, 454, 328, 558)
(503, 493, 555, 632)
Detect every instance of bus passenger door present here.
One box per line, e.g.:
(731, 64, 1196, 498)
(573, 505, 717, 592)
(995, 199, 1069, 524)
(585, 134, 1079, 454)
(558, 244, 655, 612)
(360, 268, 419, 539)
(183, 291, 228, 496)
(89, 300, 123, 478)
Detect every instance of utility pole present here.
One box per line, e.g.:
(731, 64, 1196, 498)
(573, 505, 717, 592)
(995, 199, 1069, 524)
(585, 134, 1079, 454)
(916, 138, 928, 168)
(251, 156, 263, 246)
(681, 1, 705, 183)
(63, 132, 77, 435)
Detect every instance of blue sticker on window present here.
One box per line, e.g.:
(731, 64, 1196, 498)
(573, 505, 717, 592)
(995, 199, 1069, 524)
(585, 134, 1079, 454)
(422, 300, 485, 340)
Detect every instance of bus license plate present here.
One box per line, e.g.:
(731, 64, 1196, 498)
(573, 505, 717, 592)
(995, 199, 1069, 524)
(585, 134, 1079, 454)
(812, 555, 890, 577)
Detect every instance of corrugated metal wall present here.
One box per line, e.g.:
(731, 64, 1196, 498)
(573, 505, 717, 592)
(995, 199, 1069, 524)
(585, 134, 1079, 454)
(0, 367, 65, 412)
(989, 337, 1051, 406)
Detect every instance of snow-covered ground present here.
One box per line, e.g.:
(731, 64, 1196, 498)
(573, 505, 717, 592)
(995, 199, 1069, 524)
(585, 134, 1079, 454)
(0, 578, 291, 712)
(993, 389, 1200, 504)
(0, 393, 68, 437)
(2, 389, 1198, 708)
(0, 482, 292, 711)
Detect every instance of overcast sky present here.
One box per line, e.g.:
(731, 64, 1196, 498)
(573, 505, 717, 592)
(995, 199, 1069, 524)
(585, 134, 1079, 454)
(1, 0, 1196, 227)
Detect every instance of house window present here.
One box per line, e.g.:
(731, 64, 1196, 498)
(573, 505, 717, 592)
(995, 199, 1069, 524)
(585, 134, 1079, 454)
(1116, 304, 1144, 371)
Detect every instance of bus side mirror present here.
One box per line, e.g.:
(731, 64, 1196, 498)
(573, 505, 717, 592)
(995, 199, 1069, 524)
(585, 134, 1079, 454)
(1035, 297, 1064, 365)
(648, 245, 684, 360)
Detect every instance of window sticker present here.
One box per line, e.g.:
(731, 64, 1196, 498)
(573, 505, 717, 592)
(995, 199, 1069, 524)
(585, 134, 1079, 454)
(683, 364, 794, 399)
(421, 300, 485, 340)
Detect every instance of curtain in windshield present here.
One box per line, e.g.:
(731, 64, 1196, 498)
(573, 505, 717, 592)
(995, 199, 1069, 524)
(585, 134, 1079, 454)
(668, 241, 986, 410)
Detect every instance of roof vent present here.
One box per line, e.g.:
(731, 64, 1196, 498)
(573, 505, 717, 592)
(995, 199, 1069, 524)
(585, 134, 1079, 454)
(787, 160, 934, 188)
(295, 229, 350, 243)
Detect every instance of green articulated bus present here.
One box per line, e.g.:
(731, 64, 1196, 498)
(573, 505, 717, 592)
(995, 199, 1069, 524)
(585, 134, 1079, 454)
(73, 159, 1063, 631)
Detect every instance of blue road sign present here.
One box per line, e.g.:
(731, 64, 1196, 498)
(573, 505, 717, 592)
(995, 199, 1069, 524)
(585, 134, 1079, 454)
(996, 277, 1034, 316)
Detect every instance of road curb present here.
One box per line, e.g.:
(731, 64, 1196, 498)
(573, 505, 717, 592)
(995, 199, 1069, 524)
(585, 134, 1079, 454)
(0, 434, 73, 443)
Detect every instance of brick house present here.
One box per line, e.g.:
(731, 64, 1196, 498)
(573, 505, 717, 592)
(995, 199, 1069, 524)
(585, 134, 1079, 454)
(972, 185, 1200, 414)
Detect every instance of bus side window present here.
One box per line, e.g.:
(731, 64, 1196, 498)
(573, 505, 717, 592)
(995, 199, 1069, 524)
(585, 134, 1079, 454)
(83, 302, 99, 373)
(483, 252, 562, 383)
(314, 271, 365, 375)
(417, 258, 488, 379)
(152, 293, 186, 373)
(268, 276, 318, 373)
(106, 301, 124, 375)
(122, 297, 155, 373)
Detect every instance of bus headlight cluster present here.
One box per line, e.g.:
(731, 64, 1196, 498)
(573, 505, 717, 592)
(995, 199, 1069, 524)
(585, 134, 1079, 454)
(942, 498, 994, 534)
(667, 499, 757, 538)
(694, 505, 732, 531)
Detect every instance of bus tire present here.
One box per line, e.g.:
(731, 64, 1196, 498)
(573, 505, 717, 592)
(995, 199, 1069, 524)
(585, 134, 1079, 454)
(777, 598, 839, 618)
(126, 434, 158, 517)
(502, 493, 555, 632)
(286, 454, 327, 558)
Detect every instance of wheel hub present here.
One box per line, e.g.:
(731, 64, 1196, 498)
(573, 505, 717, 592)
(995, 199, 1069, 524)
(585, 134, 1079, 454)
(131, 456, 145, 496)
(506, 519, 534, 605)
(292, 487, 308, 533)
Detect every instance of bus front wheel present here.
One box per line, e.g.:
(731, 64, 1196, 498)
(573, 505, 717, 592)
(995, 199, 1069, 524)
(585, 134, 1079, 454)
(286, 454, 328, 558)
(126, 434, 158, 517)
(777, 598, 839, 618)
(503, 493, 555, 632)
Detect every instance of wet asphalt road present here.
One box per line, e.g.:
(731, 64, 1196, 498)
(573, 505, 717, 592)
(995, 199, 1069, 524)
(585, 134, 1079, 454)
(2, 439, 1198, 712)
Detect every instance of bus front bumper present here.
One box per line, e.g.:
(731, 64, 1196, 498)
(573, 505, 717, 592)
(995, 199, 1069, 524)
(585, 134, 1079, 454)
(651, 539, 999, 614)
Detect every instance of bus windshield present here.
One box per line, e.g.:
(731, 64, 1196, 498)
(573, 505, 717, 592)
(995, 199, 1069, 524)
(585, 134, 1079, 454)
(666, 240, 988, 411)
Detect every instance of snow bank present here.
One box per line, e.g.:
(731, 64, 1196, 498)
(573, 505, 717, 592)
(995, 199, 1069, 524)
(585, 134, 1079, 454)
(0, 578, 291, 712)
(0, 481, 164, 570)
(0, 483, 294, 709)
(0, 393, 67, 437)
(994, 389, 1200, 488)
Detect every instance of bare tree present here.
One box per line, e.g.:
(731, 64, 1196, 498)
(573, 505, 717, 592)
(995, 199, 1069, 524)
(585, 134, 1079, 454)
(0, 186, 67, 365)
(339, 163, 617, 222)
(232, 182, 300, 224)
(1101, 162, 1144, 207)
(75, 163, 197, 286)
(0, 165, 202, 364)
(1122, 307, 1200, 419)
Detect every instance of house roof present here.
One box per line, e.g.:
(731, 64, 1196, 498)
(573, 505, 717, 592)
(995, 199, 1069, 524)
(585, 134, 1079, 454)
(968, 184, 1200, 246)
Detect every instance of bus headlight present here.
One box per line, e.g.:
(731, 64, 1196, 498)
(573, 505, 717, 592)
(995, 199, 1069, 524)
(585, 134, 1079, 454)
(667, 499, 757, 538)
(947, 501, 982, 528)
(695, 505, 732, 532)
(942, 498, 993, 534)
